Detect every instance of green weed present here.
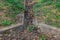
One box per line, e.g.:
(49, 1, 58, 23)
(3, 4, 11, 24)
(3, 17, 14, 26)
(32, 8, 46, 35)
(27, 25, 36, 32)
(1, 19, 11, 26)
(39, 34, 45, 40)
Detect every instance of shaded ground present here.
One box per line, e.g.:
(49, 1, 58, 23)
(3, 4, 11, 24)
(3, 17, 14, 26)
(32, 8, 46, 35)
(0, 23, 60, 40)
(19, 23, 60, 40)
(16, 24, 60, 40)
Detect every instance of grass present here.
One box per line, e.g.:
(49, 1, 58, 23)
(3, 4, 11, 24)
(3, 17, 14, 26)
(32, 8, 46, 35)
(0, 0, 24, 26)
(0, 0, 60, 27)
(5, 0, 24, 18)
(33, 0, 60, 27)
(0, 19, 11, 26)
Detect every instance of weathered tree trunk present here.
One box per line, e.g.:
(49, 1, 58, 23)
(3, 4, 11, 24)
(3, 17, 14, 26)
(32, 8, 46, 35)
(24, 0, 34, 27)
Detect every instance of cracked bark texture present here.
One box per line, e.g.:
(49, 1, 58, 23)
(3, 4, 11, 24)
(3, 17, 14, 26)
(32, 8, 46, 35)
(24, 0, 34, 27)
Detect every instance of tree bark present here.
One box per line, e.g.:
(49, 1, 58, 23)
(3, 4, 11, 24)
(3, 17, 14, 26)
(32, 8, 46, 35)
(24, 0, 34, 27)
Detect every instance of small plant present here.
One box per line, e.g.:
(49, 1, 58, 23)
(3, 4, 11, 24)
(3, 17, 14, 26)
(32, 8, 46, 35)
(55, 2, 60, 8)
(38, 34, 45, 40)
(41, 34, 45, 40)
(27, 25, 36, 32)
(1, 19, 11, 26)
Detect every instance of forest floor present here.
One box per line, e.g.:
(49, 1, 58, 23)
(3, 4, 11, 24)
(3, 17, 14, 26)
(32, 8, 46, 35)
(0, 0, 60, 40)
(18, 23, 60, 40)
